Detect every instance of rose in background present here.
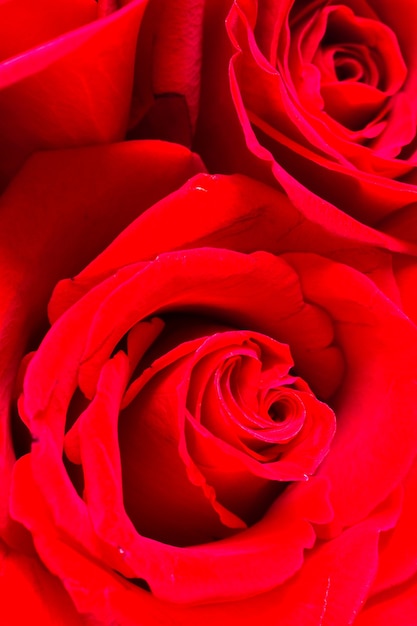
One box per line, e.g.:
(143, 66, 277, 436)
(1, 140, 417, 624)
(195, 0, 417, 246)
(0, 0, 148, 192)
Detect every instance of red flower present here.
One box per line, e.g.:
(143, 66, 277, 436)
(196, 0, 417, 244)
(1, 141, 417, 624)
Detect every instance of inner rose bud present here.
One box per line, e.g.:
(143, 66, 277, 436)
(54, 313, 336, 548)
(287, 1, 407, 137)
(116, 316, 335, 546)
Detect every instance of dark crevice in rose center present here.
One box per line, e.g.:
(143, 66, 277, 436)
(268, 401, 288, 423)
(335, 59, 360, 82)
(129, 312, 236, 382)
(114, 571, 152, 593)
(110, 334, 128, 358)
(63, 455, 85, 498)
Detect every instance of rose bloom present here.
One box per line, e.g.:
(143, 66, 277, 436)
(0, 140, 416, 625)
(194, 0, 417, 245)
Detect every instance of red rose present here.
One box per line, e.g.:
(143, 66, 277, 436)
(0, 0, 148, 192)
(195, 0, 417, 245)
(2, 141, 417, 624)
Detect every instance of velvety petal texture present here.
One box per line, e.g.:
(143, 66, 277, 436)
(0, 0, 148, 191)
(0, 539, 83, 626)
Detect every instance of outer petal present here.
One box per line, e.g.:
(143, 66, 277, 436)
(0, 0, 148, 190)
(356, 576, 417, 626)
(0, 539, 82, 626)
(47, 171, 412, 324)
(371, 458, 417, 593)
(9, 463, 399, 625)
(0, 0, 97, 62)
(284, 253, 417, 533)
(12, 450, 332, 604)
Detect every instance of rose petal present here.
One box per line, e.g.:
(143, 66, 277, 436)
(371, 457, 417, 593)
(9, 467, 396, 624)
(284, 253, 417, 532)
(0, 0, 148, 190)
(356, 577, 417, 626)
(11, 452, 332, 604)
(0, 0, 97, 64)
(0, 539, 82, 626)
